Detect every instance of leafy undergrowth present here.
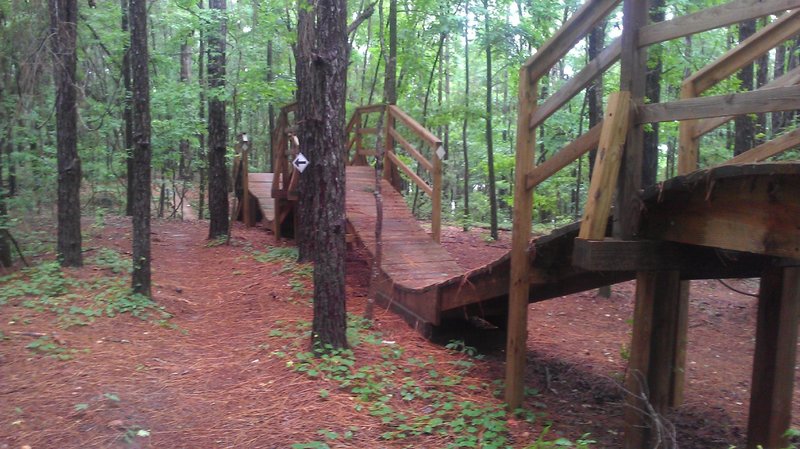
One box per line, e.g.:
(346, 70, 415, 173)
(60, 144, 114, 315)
(265, 315, 595, 449)
(0, 248, 172, 360)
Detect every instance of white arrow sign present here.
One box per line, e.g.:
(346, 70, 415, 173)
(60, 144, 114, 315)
(293, 153, 309, 173)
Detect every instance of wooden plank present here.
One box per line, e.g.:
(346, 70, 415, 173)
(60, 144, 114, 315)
(722, 128, 800, 165)
(357, 127, 379, 135)
(639, 0, 800, 47)
(686, 9, 800, 94)
(638, 164, 800, 259)
(746, 266, 800, 449)
(388, 127, 434, 172)
(355, 104, 385, 114)
(431, 139, 442, 243)
(388, 105, 442, 149)
(529, 38, 621, 130)
(386, 151, 433, 196)
(638, 85, 800, 124)
(693, 64, 800, 138)
(579, 91, 631, 240)
(523, 0, 621, 82)
(527, 123, 602, 189)
(505, 69, 538, 411)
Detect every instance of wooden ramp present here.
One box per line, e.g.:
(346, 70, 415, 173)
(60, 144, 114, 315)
(345, 165, 463, 329)
(247, 173, 275, 228)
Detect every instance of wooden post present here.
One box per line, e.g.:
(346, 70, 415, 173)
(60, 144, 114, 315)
(578, 91, 631, 240)
(431, 142, 442, 243)
(383, 109, 395, 184)
(623, 270, 683, 449)
(677, 81, 699, 175)
(504, 67, 537, 411)
(746, 266, 800, 449)
(241, 134, 254, 227)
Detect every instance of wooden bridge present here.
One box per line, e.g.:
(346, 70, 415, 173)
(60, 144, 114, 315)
(233, 0, 800, 447)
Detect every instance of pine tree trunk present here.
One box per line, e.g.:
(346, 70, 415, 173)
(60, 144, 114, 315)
(587, 22, 605, 177)
(461, 0, 470, 230)
(734, 19, 756, 156)
(642, 0, 664, 187)
(130, 0, 152, 296)
(296, 0, 349, 351)
(484, 0, 497, 240)
(207, 0, 229, 238)
(197, 0, 207, 220)
(179, 42, 192, 179)
(121, 0, 134, 216)
(50, 0, 82, 267)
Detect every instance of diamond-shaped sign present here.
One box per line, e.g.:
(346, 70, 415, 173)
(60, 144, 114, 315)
(293, 153, 309, 173)
(435, 145, 446, 160)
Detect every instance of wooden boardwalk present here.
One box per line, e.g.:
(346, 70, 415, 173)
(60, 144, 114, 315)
(345, 165, 463, 289)
(248, 173, 275, 226)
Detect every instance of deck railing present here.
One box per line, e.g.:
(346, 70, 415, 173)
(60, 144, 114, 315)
(345, 104, 444, 243)
(505, 0, 800, 433)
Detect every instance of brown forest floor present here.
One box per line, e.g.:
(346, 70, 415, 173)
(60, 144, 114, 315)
(0, 216, 798, 448)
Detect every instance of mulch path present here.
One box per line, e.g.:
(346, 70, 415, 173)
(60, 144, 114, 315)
(0, 218, 797, 448)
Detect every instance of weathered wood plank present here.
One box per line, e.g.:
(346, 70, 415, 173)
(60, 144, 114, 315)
(638, 85, 800, 124)
(692, 64, 800, 138)
(639, 0, 800, 47)
(579, 91, 631, 239)
(687, 9, 800, 94)
(527, 123, 602, 189)
(523, 0, 621, 82)
(529, 38, 621, 130)
(388, 127, 434, 172)
(747, 266, 800, 449)
(386, 151, 433, 196)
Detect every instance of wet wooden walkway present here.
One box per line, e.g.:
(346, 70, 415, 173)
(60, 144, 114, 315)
(248, 173, 275, 225)
(345, 165, 463, 290)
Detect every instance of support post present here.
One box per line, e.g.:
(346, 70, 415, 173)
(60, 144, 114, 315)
(504, 66, 537, 411)
(747, 266, 800, 449)
(431, 143, 442, 243)
(623, 270, 683, 448)
(241, 135, 253, 227)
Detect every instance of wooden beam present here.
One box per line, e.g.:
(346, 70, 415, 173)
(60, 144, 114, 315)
(747, 266, 800, 449)
(504, 70, 538, 411)
(677, 82, 699, 174)
(529, 38, 621, 130)
(687, 9, 800, 94)
(639, 0, 800, 47)
(523, 0, 621, 82)
(431, 145, 442, 243)
(579, 91, 631, 240)
(722, 128, 800, 165)
(386, 151, 433, 196)
(388, 127, 434, 172)
(357, 127, 379, 135)
(624, 271, 683, 448)
(692, 64, 800, 138)
(355, 103, 385, 114)
(637, 85, 800, 124)
(638, 163, 800, 259)
(526, 123, 602, 189)
(388, 105, 441, 149)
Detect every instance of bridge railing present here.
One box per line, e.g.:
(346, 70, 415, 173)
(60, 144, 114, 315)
(345, 104, 444, 243)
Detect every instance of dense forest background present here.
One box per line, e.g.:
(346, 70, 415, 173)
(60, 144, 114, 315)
(1, 0, 799, 237)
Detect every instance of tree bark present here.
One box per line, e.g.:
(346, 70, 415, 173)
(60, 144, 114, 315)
(734, 19, 756, 156)
(207, 0, 229, 238)
(587, 22, 605, 177)
(461, 0, 470, 230)
(179, 42, 192, 180)
(267, 39, 275, 172)
(50, 0, 82, 267)
(129, 0, 152, 296)
(296, 0, 349, 351)
(197, 0, 207, 220)
(642, 0, 664, 187)
(484, 0, 497, 240)
(121, 0, 134, 216)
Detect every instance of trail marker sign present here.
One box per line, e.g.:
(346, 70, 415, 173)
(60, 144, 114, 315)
(293, 153, 309, 173)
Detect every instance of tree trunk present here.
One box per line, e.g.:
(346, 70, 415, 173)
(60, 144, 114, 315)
(484, 0, 497, 240)
(0, 136, 10, 268)
(756, 18, 769, 144)
(772, 40, 787, 135)
(121, 0, 134, 216)
(267, 39, 275, 172)
(642, 0, 664, 187)
(207, 0, 229, 238)
(461, 0, 470, 230)
(734, 19, 756, 156)
(50, 0, 82, 267)
(296, 0, 349, 351)
(586, 22, 605, 177)
(179, 42, 192, 179)
(130, 0, 152, 296)
(197, 0, 207, 220)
